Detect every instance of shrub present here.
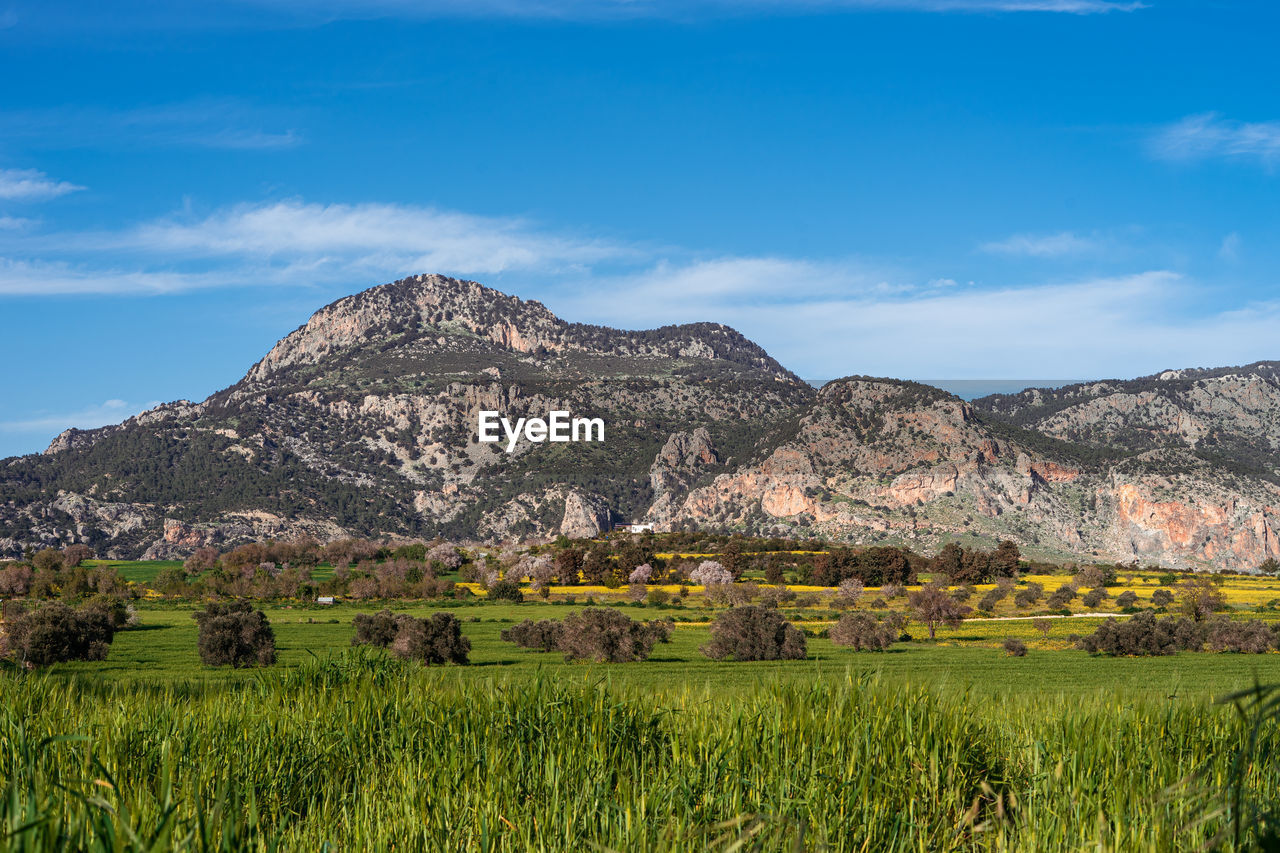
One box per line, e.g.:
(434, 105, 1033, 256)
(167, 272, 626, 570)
(390, 613, 471, 665)
(352, 610, 407, 647)
(1204, 617, 1274, 653)
(193, 601, 277, 668)
(487, 579, 524, 603)
(829, 612, 896, 651)
(880, 583, 906, 599)
(1014, 582, 1043, 608)
(1031, 618, 1052, 640)
(1081, 588, 1108, 608)
(81, 594, 133, 631)
(1046, 585, 1078, 610)
(1115, 590, 1138, 609)
(1151, 589, 1175, 608)
(2, 602, 116, 666)
(1002, 637, 1027, 657)
(500, 618, 564, 652)
(1077, 612, 1201, 656)
(1074, 565, 1117, 588)
(647, 589, 671, 606)
(701, 606, 806, 661)
(557, 609, 672, 663)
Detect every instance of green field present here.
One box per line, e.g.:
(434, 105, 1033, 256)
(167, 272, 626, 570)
(36, 601, 1280, 699)
(9, 590, 1280, 848)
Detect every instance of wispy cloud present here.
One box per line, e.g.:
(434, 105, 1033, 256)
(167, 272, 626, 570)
(0, 215, 34, 230)
(557, 266, 1280, 378)
(0, 398, 160, 434)
(0, 168, 84, 201)
(979, 230, 1102, 258)
(244, 0, 1145, 18)
(0, 99, 301, 151)
(1150, 112, 1280, 168)
(0, 199, 638, 295)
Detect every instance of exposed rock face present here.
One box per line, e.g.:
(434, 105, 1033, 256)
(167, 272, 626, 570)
(6, 274, 1280, 569)
(560, 491, 610, 539)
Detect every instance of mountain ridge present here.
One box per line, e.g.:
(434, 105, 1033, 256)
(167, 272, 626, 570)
(4, 274, 1279, 570)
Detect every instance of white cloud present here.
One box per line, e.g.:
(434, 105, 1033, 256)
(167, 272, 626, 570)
(0, 100, 301, 151)
(1219, 232, 1241, 262)
(979, 231, 1101, 257)
(0, 258, 246, 296)
(554, 265, 1280, 378)
(245, 0, 1145, 18)
(0, 168, 84, 201)
(0, 216, 33, 230)
(0, 399, 160, 434)
(1150, 113, 1280, 167)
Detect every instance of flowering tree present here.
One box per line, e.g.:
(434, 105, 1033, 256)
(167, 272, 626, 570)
(690, 560, 733, 586)
(628, 563, 654, 585)
(835, 578, 865, 606)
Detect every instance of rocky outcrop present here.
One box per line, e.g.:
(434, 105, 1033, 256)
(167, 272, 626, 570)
(560, 491, 610, 539)
(649, 428, 719, 495)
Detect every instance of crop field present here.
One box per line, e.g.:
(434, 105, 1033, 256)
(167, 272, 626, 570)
(9, 555, 1280, 850)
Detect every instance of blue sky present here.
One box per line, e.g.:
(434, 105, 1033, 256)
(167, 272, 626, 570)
(2, 0, 1279, 457)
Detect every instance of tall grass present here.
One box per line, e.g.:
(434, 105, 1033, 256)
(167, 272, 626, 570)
(2, 652, 1277, 851)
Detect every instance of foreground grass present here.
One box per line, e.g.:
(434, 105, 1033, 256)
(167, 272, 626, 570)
(3, 654, 1277, 851)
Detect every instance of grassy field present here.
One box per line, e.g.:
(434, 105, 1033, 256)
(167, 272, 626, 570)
(5, 648, 1280, 850)
(12, 566, 1280, 849)
(25, 600, 1280, 699)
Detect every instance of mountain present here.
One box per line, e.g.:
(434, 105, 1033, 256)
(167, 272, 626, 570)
(0, 274, 814, 557)
(2, 274, 1279, 570)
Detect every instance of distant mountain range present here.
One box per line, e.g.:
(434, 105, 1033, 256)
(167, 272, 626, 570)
(4, 273, 1279, 570)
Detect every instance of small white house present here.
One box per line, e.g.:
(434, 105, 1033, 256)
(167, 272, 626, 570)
(316, 596, 335, 605)
(614, 522, 655, 534)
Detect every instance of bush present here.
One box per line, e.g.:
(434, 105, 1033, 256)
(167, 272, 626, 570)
(701, 606, 806, 661)
(1081, 588, 1108, 608)
(352, 610, 406, 647)
(1151, 589, 1175, 608)
(1115, 590, 1138, 609)
(2, 602, 116, 666)
(1002, 637, 1027, 657)
(390, 613, 471, 665)
(880, 583, 906, 599)
(1031, 618, 1052, 640)
(1204, 617, 1275, 653)
(81, 594, 133, 631)
(1077, 612, 1201, 656)
(1046, 585, 1078, 610)
(829, 612, 896, 651)
(1013, 583, 1043, 608)
(556, 609, 672, 663)
(647, 589, 671, 606)
(487, 579, 524, 603)
(500, 618, 565, 652)
(193, 601, 277, 668)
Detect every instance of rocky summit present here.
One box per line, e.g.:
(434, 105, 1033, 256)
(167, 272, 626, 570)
(3, 274, 1279, 570)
